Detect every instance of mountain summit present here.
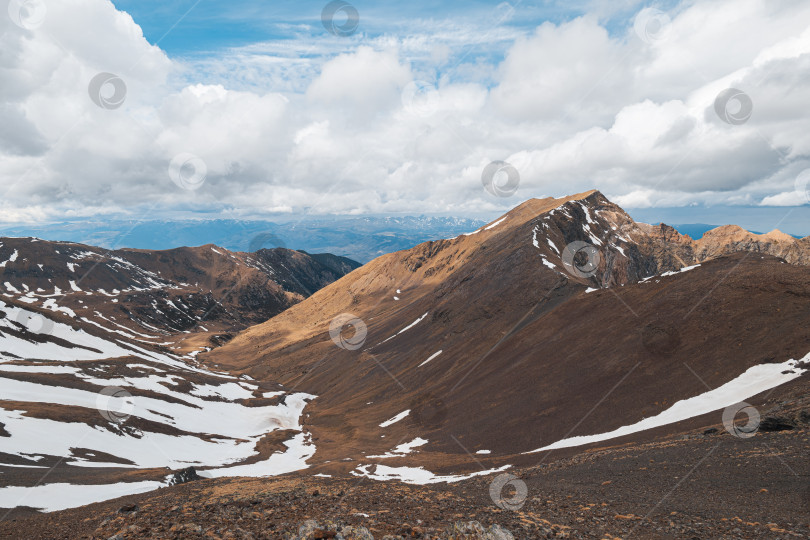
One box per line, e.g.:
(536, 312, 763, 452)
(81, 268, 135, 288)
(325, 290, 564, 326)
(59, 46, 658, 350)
(205, 189, 809, 466)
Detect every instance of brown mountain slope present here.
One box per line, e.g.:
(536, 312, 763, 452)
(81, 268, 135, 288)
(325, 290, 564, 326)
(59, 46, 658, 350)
(204, 190, 810, 472)
(2, 192, 809, 537)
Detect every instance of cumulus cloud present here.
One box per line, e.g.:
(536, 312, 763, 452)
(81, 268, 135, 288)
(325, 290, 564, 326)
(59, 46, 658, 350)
(491, 16, 627, 126)
(307, 47, 411, 115)
(0, 0, 809, 223)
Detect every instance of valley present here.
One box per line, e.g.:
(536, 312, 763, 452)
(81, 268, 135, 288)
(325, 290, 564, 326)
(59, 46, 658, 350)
(0, 191, 808, 538)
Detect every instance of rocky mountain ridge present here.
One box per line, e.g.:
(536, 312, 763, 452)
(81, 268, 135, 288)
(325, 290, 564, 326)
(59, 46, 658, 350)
(0, 239, 360, 359)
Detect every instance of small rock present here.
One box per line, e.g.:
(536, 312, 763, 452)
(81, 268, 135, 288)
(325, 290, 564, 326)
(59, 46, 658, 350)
(759, 416, 796, 431)
(117, 504, 138, 514)
(299, 520, 321, 538)
(169, 466, 201, 486)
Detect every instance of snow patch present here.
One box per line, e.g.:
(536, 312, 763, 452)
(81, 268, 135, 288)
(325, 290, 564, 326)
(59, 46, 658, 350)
(661, 264, 701, 277)
(0, 250, 19, 268)
(526, 355, 808, 454)
(379, 409, 411, 427)
(532, 227, 541, 249)
(380, 313, 429, 344)
(202, 432, 316, 478)
(352, 464, 511, 485)
(418, 350, 443, 367)
(484, 217, 507, 230)
(0, 481, 164, 513)
(368, 437, 428, 459)
(541, 258, 557, 270)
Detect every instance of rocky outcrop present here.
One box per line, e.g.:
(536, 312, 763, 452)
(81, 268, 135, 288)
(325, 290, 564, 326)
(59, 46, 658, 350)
(168, 467, 201, 486)
(694, 225, 804, 263)
(528, 191, 809, 289)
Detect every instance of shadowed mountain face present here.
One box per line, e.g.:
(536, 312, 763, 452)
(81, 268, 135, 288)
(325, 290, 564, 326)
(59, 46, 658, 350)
(1, 191, 808, 536)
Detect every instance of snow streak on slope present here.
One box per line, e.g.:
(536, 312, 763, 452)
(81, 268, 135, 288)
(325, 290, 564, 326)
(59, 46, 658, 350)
(398, 313, 429, 335)
(379, 313, 429, 345)
(526, 355, 808, 453)
(484, 217, 507, 230)
(0, 299, 224, 374)
(202, 432, 316, 478)
(351, 464, 511, 485)
(379, 409, 411, 427)
(0, 300, 147, 362)
(418, 350, 443, 367)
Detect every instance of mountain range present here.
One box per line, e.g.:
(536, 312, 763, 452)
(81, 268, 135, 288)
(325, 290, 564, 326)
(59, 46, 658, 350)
(0, 190, 808, 539)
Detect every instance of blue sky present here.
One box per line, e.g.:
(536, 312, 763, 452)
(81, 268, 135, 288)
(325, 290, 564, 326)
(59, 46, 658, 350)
(110, 0, 589, 95)
(113, 0, 584, 55)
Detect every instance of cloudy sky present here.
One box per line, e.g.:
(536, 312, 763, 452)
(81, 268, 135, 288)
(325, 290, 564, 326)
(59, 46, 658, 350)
(2, 0, 809, 229)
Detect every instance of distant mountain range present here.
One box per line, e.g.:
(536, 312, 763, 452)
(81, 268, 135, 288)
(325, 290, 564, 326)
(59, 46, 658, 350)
(0, 217, 489, 264)
(1, 217, 804, 265)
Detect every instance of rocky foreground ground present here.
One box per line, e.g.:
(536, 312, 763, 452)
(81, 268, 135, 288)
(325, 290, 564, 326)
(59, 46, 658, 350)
(2, 415, 808, 540)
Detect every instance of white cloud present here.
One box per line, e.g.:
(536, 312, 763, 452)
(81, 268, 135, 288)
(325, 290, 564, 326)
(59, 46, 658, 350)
(760, 191, 808, 206)
(306, 46, 411, 118)
(1, 0, 809, 223)
(491, 16, 627, 126)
